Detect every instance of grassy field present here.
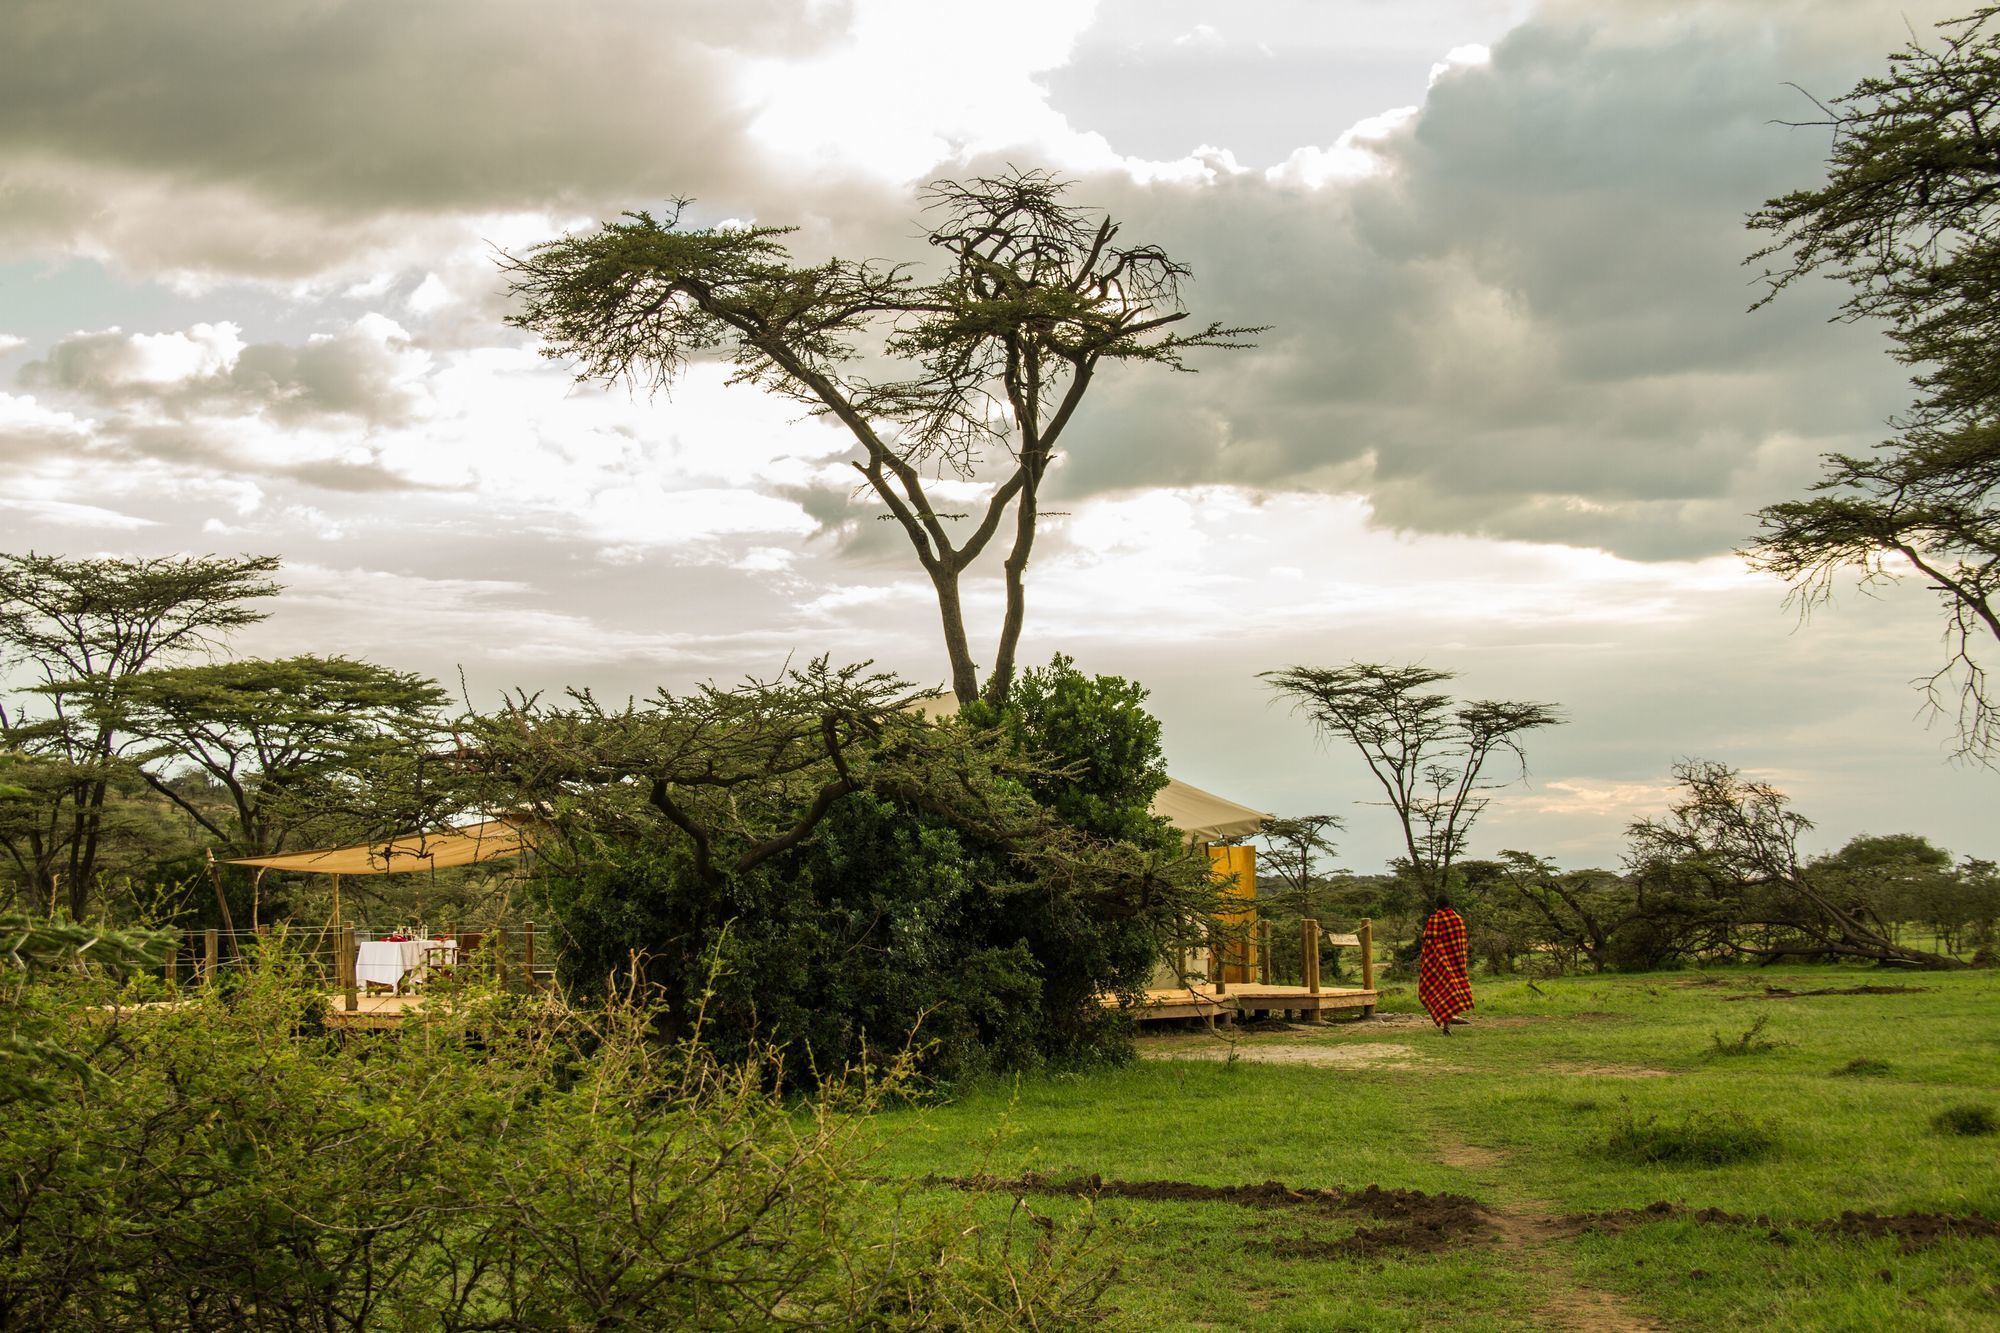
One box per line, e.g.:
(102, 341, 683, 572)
(870, 966, 2000, 1331)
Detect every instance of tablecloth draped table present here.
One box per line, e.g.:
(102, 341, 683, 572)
(353, 938, 458, 992)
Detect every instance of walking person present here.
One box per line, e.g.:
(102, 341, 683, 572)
(1418, 896, 1474, 1034)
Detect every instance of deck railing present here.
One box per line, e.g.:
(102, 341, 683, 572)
(154, 922, 556, 1003)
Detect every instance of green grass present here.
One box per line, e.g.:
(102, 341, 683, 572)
(868, 966, 2000, 1331)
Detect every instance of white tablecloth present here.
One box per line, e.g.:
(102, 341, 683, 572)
(354, 939, 457, 990)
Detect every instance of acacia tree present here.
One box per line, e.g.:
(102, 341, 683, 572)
(1746, 8, 2000, 757)
(503, 170, 1258, 707)
(1258, 814, 1344, 920)
(118, 656, 449, 857)
(476, 660, 943, 889)
(0, 553, 281, 916)
(1626, 760, 1965, 969)
(1263, 663, 1563, 910)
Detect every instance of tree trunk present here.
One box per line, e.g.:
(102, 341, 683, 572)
(928, 567, 981, 707)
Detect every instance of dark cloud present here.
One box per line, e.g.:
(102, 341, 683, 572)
(0, 0, 890, 277)
(0, 0, 840, 215)
(1021, 1, 1942, 559)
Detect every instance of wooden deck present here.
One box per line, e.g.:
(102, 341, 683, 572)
(1118, 984, 1378, 1023)
(323, 992, 431, 1029)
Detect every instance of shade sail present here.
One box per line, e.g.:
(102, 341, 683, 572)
(1151, 777, 1271, 842)
(226, 819, 531, 876)
(909, 691, 1272, 840)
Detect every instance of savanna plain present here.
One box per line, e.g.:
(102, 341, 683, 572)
(876, 967, 2000, 1331)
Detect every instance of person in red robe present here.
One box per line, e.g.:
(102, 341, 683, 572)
(1418, 897, 1474, 1034)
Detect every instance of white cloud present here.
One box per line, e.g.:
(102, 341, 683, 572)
(1265, 106, 1417, 187)
(0, 496, 158, 530)
(1429, 43, 1491, 86)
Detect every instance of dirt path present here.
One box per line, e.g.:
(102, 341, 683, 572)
(1435, 1139, 1669, 1333)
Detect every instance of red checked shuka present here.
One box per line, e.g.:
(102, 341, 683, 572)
(1418, 906, 1475, 1028)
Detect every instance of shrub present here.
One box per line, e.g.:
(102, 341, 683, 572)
(535, 654, 1202, 1085)
(1830, 1057, 1892, 1077)
(0, 942, 1114, 1329)
(1604, 1108, 1777, 1165)
(1706, 1014, 1786, 1057)
(1930, 1104, 1998, 1137)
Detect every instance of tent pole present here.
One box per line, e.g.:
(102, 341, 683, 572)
(331, 874, 342, 929)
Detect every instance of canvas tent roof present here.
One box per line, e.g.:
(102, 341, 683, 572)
(226, 819, 530, 876)
(907, 691, 1272, 841)
(1149, 777, 1271, 842)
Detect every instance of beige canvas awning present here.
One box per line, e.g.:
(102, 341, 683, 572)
(1150, 777, 1271, 842)
(226, 819, 531, 876)
(909, 691, 1272, 841)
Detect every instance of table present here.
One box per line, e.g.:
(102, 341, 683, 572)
(354, 938, 458, 992)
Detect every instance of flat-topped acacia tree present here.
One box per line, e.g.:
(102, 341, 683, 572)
(503, 170, 1259, 707)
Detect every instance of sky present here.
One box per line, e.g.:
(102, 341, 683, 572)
(2, 0, 1992, 874)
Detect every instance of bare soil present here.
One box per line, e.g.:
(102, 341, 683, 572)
(1723, 985, 1931, 1001)
(1541, 1061, 1675, 1079)
(1137, 1040, 1423, 1069)
(925, 1171, 1490, 1258)
(1433, 1138, 1670, 1332)
(1569, 1201, 2000, 1250)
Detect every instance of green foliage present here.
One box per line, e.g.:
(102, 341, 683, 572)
(530, 656, 1207, 1084)
(1746, 10, 2000, 756)
(1262, 662, 1562, 907)
(1602, 1107, 1777, 1166)
(984, 653, 1176, 851)
(0, 914, 174, 1102)
(1626, 760, 1965, 970)
(119, 655, 451, 855)
(0, 551, 282, 916)
(0, 945, 1114, 1329)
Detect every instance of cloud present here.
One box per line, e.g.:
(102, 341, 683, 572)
(0, 0, 813, 216)
(1013, 0, 1966, 560)
(26, 316, 428, 425)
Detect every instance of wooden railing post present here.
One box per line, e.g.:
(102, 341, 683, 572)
(204, 929, 220, 983)
(1257, 920, 1272, 984)
(1303, 917, 1321, 995)
(1359, 918, 1377, 1016)
(524, 921, 537, 991)
(493, 927, 509, 990)
(1208, 923, 1225, 996)
(341, 926, 358, 1012)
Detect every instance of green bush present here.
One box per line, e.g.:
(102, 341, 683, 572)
(537, 655, 1196, 1085)
(1930, 1103, 1998, 1137)
(1603, 1107, 1777, 1165)
(0, 942, 1114, 1329)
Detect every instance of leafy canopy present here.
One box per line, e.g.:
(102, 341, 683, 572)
(1746, 8, 2000, 757)
(504, 170, 1261, 706)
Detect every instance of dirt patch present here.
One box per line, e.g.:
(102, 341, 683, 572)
(1438, 1142, 1507, 1170)
(1568, 1201, 2000, 1250)
(1543, 1061, 1674, 1079)
(1138, 1040, 1423, 1069)
(1724, 984, 1930, 1002)
(927, 1172, 1490, 1258)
